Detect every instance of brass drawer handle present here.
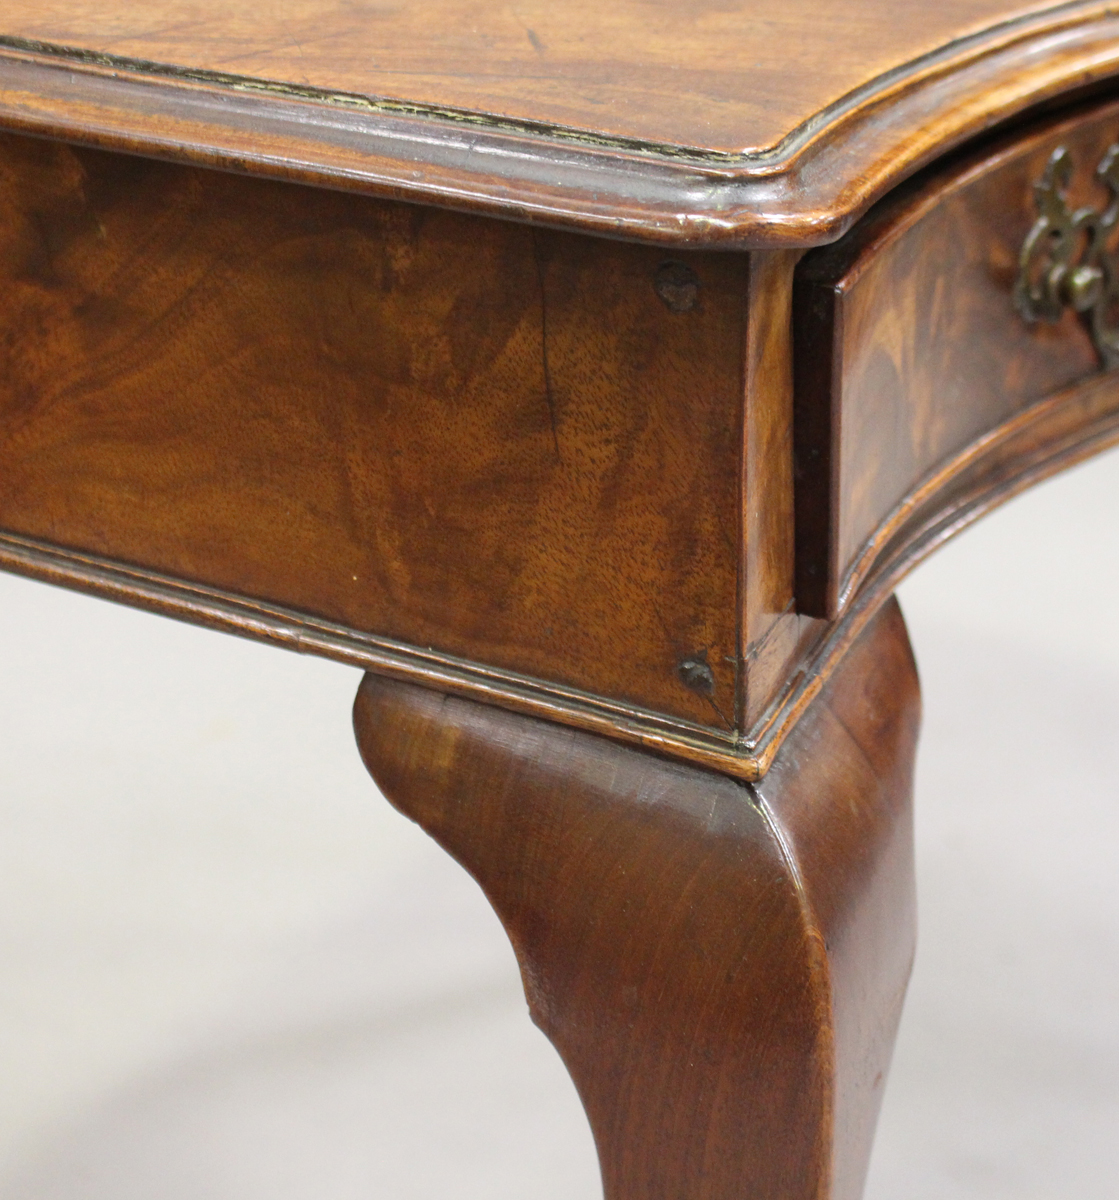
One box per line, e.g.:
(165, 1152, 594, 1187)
(1015, 143, 1119, 367)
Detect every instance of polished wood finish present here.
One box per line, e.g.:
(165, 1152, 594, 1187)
(3, 2, 1117, 1193)
(5, 5, 1119, 245)
(7, 88, 1119, 776)
(740, 250, 826, 731)
(354, 597, 920, 1200)
(0, 130, 742, 730)
(794, 96, 1119, 617)
(0, 0, 1078, 155)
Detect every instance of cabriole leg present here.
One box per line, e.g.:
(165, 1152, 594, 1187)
(353, 598, 920, 1200)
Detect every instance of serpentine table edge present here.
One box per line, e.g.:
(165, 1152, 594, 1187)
(1, 5, 1117, 1197)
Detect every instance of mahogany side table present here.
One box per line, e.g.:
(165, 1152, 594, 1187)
(2, 3, 1119, 1196)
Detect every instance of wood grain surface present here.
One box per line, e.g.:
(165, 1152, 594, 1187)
(0, 129, 743, 729)
(5, 4, 1119, 245)
(354, 596, 920, 1200)
(795, 96, 1119, 617)
(6, 65, 1119, 776)
(739, 250, 827, 730)
(0, 0, 1073, 155)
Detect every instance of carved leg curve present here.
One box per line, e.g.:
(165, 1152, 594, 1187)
(353, 597, 920, 1200)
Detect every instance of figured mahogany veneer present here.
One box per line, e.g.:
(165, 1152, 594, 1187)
(0, 130, 743, 731)
(3, 6, 1119, 1195)
(795, 96, 1119, 618)
(8, 85, 1119, 775)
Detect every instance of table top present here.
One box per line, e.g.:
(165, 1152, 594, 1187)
(0, 0, 1077, 156)
(4, 0, 1119, 244)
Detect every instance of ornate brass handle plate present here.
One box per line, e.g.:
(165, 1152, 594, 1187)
(1015, 142, 1119, 368)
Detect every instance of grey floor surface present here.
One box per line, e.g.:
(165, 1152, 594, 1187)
(1, 448, 1117, 1199)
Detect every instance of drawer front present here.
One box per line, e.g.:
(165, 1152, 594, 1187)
(794, 96, 1119, 618)
(0, 132, 744, 730)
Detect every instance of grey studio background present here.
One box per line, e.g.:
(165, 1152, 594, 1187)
(1, 447, 1117, 1200)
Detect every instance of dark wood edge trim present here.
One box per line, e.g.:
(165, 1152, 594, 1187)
(0, 530, 758, 776)
(793, 273, 841, 617)
(747, 370, 1119, 773)
(734, 258, 751, 732)
(3, 11, 1119, 246)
